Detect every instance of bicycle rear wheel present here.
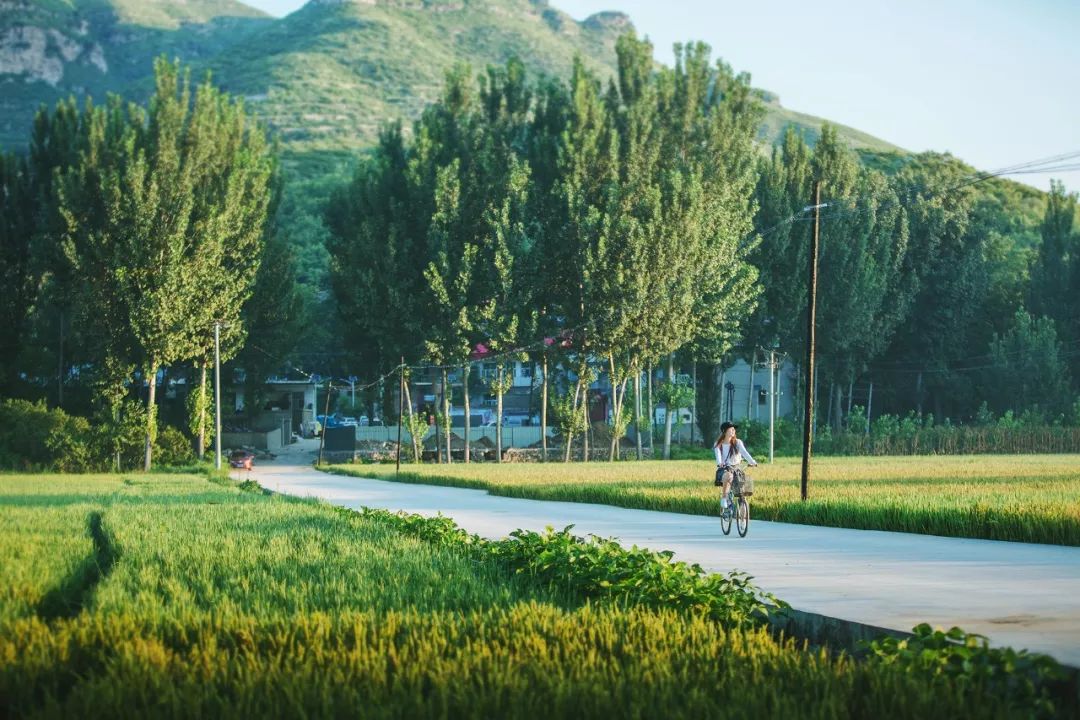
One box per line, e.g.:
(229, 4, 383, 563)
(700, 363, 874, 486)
(736, 497, 750, 537)
(720, 494, 733, 535)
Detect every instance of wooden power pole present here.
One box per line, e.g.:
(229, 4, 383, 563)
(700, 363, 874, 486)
(801, 181, 824, 501)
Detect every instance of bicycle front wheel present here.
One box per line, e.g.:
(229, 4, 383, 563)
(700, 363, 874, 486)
(720, 495, 733, 535)
(736, 497, 750, 537)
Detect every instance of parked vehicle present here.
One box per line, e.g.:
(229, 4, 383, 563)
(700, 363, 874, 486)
(449, 408, 494, 427)
(229, 449, 255, 470)
(316, 414, 341, 429)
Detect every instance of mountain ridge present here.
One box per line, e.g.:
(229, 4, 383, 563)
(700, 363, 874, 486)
(1, 0, 903, 166)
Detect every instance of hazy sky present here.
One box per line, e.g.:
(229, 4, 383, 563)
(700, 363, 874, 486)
(244, 0, 1079, 191)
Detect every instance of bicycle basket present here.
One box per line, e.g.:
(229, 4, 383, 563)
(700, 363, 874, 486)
(732, 473, 754, 497)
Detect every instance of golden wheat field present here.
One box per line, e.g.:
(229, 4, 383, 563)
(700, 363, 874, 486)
(332, 455, 1080, 545)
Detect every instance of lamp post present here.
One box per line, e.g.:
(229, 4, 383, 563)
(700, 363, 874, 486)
(214, 322, 222, 470)
(768, 347, 777, 463)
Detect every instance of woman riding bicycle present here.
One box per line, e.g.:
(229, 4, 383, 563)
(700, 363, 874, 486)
(714, 422, 757, 509)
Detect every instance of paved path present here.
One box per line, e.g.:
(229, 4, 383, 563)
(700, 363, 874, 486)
(247, 444, 1080, 666)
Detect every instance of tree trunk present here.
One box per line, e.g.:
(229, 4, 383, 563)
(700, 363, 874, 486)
(812, 365, 819, 437)
(646, 365, 654, 455)
(463, 364, 471, 463)
(827, 381, 835, 431)
(442, 368, 452, 464)
(915, 371, 924, 416)
(608, 354, 619, 462)
(495, 365, 504, 463)
(402, 379, 421, 462)
(847, 379, 854, 417)
(795, 364, 804, 428)
(634, 368, 642, 460)
(564, 379, 581, 463)
(663, 353, 674, 460)
(834, 383, 843, 430)
(57, 310, 64, 408)
(383, 378, 394, 425)
(197, 363, 207, 459)
(541, 355, 549, 462)
(582, 382, 589, 463)
(691, 360, 698, 445)
(718, 367, 726, 425)
(746, 350, 756, 421)
(143, 362, 159, 472)
(866, 381, 874, 435)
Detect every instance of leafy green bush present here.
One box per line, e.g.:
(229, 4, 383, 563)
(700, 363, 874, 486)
(44, 414, 96, 473)
(346, 501, 1071, 717)
(862, 624, 1068, 718)
(488, 526, 784, 628)
(739, 418, 801, 455)
(0, 399, 101, 471)
(668, 444, 712, 460)
(152, 425, 195, 467)
(90, 399, 148, 472)
(349, 507, 784, 628)
(817, 408, 1080, 455)
(0, 398, 196, 471)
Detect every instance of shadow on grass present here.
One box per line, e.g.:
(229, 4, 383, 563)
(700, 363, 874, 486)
(36, 512, 118, 620)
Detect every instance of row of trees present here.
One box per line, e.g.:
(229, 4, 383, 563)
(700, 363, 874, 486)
(3, 37, 1075, 468)
(328, 36, 765, 461)
(329, 31, 1080, 457)
(0, 59, 303, 469)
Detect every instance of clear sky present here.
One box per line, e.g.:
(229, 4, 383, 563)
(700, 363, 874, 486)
(244, 0, 1079, 191)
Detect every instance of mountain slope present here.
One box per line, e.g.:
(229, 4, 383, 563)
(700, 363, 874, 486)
(204, 0, 634, 175)
(1, 0, 903, 168)
(0, 0, 272, 147)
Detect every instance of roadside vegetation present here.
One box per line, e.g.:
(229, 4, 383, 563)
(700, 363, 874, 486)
(327, 455, 1080, 546)
(0, 473, 1070, 718)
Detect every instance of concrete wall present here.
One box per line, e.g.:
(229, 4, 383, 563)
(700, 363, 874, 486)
(222, 429, 282, 453)
(356, 426, 554, 449)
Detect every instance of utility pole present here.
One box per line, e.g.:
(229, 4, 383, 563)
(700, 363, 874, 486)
(768, 348, 776, 463)
(396, 357, 404, 475)
(214, 321, 222, 471)
(801, 181, 825, 501)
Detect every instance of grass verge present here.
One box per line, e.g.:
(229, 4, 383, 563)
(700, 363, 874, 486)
(326, 455, 1080, 545)
(0, 473, 1071, 718)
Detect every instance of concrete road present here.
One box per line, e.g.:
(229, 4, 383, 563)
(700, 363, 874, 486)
(246, 441, 1080, 666)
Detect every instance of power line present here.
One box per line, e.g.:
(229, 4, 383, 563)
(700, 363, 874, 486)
(802, 148, 1080, 229)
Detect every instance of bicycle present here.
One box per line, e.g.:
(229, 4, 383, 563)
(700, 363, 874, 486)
(719, 466, 752, 538)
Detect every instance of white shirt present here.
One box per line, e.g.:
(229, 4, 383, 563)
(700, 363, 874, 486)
(714, 439, 756, 467)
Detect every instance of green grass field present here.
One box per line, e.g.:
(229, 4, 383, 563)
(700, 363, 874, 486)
(327, 455, 1080, 546)
(0, 472, 1061, 718)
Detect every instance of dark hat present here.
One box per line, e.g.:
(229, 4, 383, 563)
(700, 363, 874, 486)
(719, 421, 738, 433)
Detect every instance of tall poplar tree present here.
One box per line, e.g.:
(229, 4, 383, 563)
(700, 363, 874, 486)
(1029, 180, 1079, 386)
(56, 59, 274, 469)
